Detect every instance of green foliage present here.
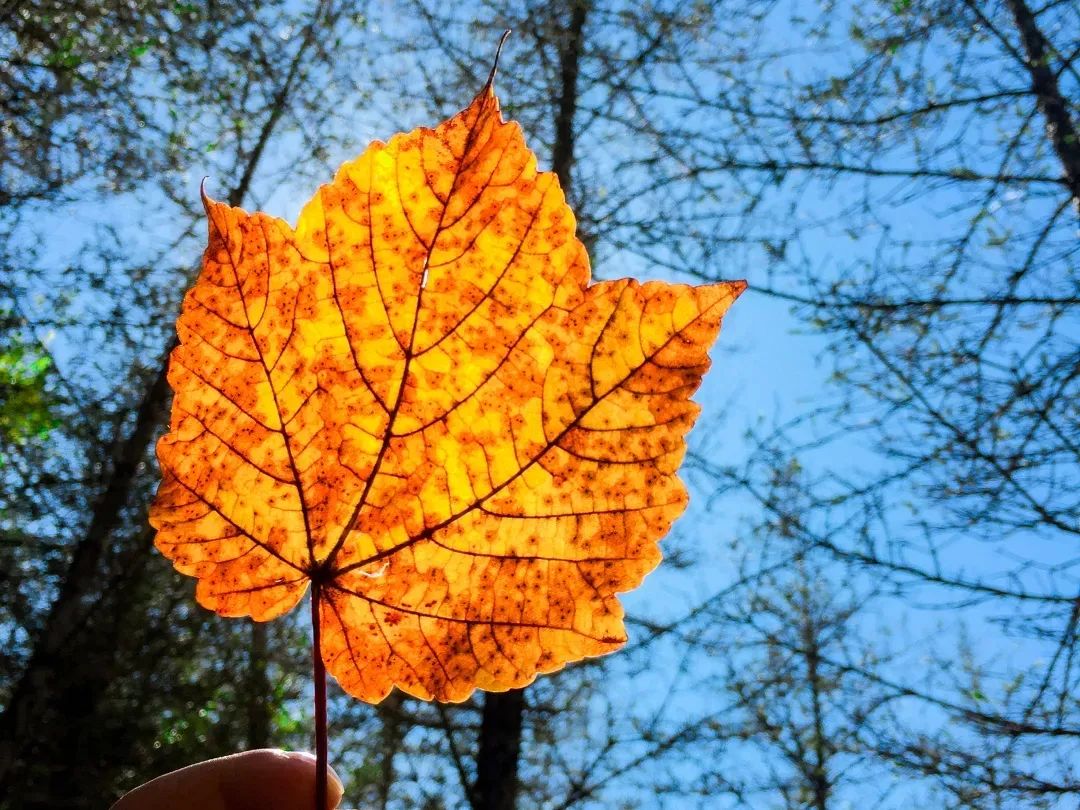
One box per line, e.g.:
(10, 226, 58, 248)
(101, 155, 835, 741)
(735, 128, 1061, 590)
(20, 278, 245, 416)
(0, 344, 58, 447)
(0, 315, 59, 467)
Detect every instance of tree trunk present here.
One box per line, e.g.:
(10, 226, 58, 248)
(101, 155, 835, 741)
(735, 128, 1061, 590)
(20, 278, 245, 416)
(374, 692, 405, 809)
(551, 1, 589, 196)
(246, 622, 272, 750)
(0, 362, 172, 797)
(803, 614, 830, 810)
(1003, 0, 1080, 210)
(474, 689, 525, 810)
(0, 11, 324, 799)
(471, 5, 588, 809)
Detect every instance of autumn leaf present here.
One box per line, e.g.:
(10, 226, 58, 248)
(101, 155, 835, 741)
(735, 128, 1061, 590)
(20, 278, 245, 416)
(149, 78, 744, 704)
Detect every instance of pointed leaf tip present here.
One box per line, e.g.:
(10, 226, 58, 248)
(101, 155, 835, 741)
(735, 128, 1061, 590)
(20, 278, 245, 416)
(485, 29, 512, 91)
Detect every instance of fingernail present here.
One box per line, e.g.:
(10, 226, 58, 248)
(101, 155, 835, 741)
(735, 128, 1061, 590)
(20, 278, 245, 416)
(283, 753, 343, 807)
(327, 762, 344, 805)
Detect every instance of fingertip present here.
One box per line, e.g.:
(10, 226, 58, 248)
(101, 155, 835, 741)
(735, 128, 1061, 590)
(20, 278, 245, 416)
(219, 749, 344, 809)
(281, 752, 344, 808)
(327, 761, 345, 808)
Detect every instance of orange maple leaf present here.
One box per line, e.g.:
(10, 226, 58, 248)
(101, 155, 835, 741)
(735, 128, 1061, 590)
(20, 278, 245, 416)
(149, 80, 744, 704)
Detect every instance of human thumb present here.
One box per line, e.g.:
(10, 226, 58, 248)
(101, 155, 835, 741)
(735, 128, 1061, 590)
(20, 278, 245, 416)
(112, 749, 344, 810)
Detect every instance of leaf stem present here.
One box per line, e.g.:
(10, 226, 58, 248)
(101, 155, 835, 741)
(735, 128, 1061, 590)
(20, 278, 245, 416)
(311, 582, 328, 810)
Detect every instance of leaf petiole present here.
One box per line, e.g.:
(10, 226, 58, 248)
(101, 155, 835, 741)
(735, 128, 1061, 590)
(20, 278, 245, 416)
(311, 583, 328, 810)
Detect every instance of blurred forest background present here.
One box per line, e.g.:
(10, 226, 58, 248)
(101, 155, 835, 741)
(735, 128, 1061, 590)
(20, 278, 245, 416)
(0, 0, 1077, 808)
